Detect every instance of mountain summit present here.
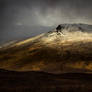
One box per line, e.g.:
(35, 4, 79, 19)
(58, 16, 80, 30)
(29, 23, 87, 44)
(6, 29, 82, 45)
(55, 24, 92, 33)
(56, 24, 83, 33)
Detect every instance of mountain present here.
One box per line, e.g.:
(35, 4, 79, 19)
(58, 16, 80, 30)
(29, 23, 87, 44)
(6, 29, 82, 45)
(0, 23, 92, 73)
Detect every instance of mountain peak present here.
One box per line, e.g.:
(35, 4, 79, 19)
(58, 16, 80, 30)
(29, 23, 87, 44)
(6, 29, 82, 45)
(55, 23, 92, 33)
(55, 24, 83, 33)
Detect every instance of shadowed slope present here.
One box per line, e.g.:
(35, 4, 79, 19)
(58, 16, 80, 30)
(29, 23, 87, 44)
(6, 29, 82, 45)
(0, 69, 92, 92)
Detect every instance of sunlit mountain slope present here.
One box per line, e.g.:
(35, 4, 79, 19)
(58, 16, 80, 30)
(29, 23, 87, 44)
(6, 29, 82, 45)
(0, 24, 92, 73)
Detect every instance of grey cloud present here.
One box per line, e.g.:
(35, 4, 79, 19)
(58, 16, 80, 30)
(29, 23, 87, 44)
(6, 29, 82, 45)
(0, 0, 92, 44)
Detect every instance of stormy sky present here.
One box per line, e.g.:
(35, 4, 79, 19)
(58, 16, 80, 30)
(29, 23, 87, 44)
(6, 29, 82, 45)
(0, 0, 92, 44)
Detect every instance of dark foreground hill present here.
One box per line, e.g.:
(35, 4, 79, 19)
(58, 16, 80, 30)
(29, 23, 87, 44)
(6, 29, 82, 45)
(0, 69, 92, 92)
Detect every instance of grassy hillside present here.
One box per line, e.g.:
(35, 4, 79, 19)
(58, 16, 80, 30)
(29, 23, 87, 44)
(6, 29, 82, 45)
(0, 39, 92, 73)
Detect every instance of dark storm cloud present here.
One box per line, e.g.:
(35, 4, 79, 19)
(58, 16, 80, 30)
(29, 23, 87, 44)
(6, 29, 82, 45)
(0, 0, 92, 44)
